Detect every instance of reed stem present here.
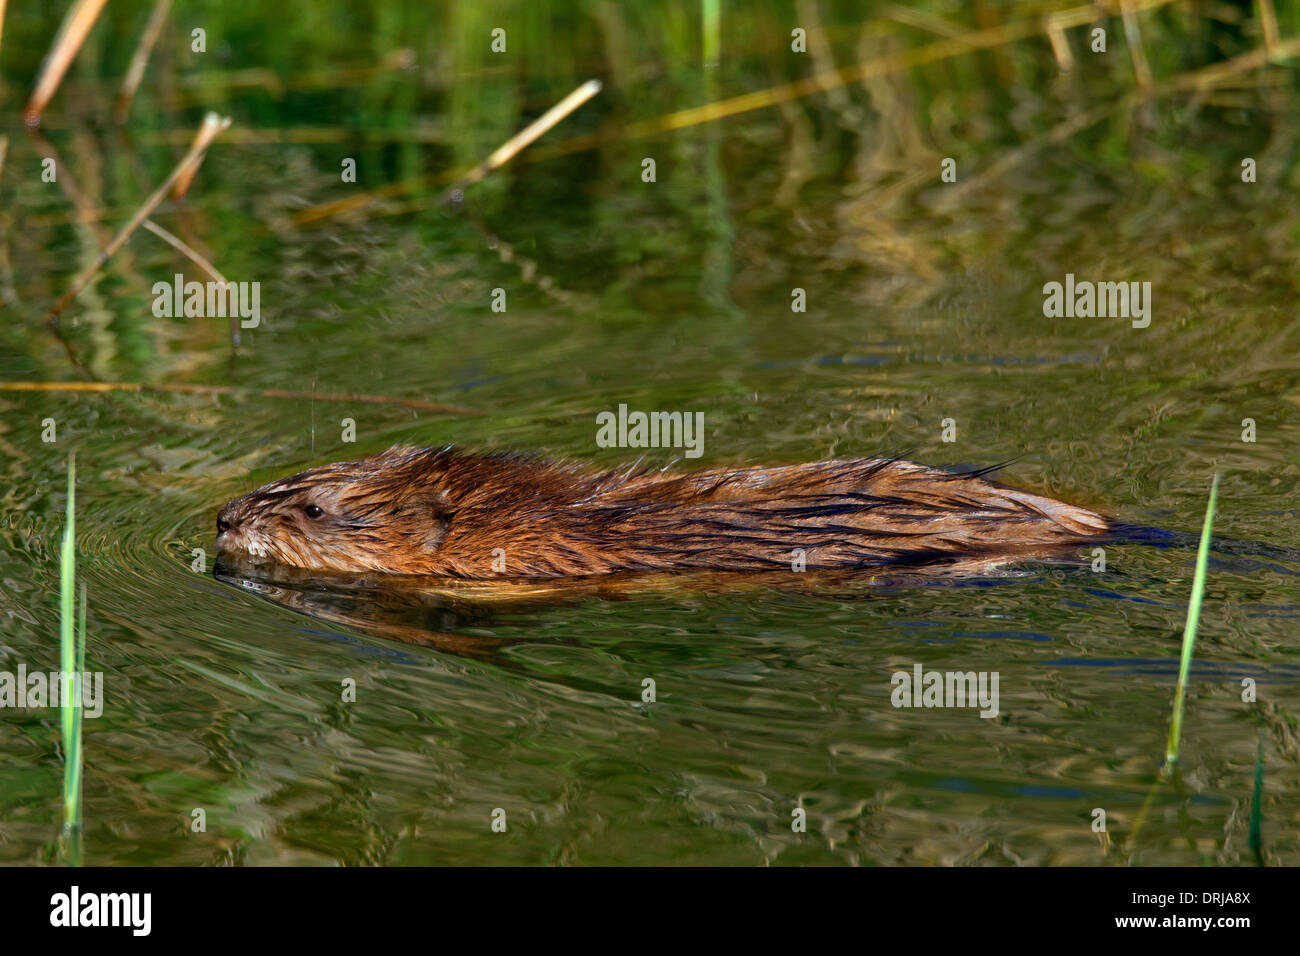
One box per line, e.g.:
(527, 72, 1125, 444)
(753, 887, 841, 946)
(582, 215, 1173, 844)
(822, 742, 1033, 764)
(58, 454, 83, 835)
(1164, 474, 1219, 770)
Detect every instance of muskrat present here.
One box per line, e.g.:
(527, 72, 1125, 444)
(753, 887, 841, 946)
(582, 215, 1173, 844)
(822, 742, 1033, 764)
(215, 446, 1115, 578)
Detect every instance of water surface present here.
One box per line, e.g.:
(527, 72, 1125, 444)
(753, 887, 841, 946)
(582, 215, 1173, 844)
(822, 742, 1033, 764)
(1, 2, 1298, 865)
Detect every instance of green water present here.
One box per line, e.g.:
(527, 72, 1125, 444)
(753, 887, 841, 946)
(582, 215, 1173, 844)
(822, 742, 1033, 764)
(2, 1, 1299, 865)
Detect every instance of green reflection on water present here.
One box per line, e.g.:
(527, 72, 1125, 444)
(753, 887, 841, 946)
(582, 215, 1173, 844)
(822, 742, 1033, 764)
(1, 1, 1298, 865)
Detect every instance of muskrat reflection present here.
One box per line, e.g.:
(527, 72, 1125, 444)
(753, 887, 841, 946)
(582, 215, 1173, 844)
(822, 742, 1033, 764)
(213, 550, 1080, 662)
(212, 555, 553, 661)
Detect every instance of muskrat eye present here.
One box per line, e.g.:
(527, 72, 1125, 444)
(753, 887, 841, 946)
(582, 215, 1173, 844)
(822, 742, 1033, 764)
(303, 504, 325, 519)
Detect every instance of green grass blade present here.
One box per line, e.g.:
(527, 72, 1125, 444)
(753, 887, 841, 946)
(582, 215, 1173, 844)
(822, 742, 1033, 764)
(1164, 473, 1219, 770)
(66, 580, 86, 831)
(702, 0, 720, 69)
(1249, 732, 1264, 866)
(58, 452, 82, 834)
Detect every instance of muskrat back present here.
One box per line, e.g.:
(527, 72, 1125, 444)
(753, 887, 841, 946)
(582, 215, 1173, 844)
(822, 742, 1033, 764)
(215, 446, 1113, 578)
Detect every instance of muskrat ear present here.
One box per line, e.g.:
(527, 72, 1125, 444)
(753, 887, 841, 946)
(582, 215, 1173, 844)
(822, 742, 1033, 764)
(398, 486, 455, 552)
(419, 510, 454, 552)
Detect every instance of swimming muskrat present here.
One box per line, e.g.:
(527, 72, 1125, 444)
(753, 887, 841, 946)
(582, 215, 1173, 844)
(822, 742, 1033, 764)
(215, 446, 1115, 578)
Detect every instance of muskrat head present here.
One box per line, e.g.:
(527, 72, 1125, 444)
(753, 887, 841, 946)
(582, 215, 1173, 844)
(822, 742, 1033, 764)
(215, 447, 454, 574)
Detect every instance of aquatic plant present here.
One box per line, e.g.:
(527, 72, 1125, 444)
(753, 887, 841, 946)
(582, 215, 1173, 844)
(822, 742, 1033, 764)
(1164, 473, 1219, 770)
(59, 453, 85, 846)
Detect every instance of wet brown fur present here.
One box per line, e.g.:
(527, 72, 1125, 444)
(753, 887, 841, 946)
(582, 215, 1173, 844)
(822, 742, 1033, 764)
(216, 446, 1114, 578)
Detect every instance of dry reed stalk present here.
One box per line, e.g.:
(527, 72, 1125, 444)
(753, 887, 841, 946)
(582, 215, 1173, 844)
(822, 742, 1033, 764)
(26, 130, 108, 233)
(881, 3, 966, 39)
(170, 157, 203, 199)
(23, 0, 110, 127)
(972, 0, 1016, 84)
(950, 98, 1127, 198)
(26, 127, 161, 374)
(47, 112, 231, 323)
(1168, 35, 1300, 90)
(1258, 0, 1280, 56)
(798, 0, 855, 113)
(142, 218, 246, 347)
(143, 127, 414, 146)
(142, 219, 228, 284)
(115, 0, 174, 125)
(449, 78, 603, 194)
(293, 79, 602, 225)
(1119, 0, 1154, 88)
(1045, 15, 1075, 71)
(0, 381, 481, 415)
